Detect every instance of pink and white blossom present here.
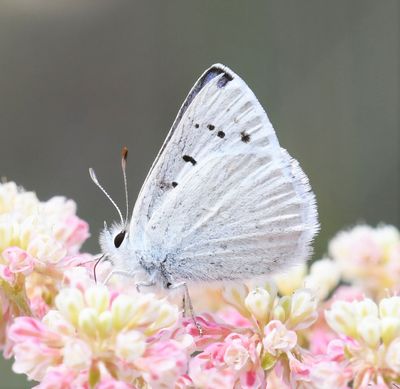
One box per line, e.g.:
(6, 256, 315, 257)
(2, 181, 400, 388)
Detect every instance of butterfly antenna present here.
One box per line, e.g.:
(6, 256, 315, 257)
(121, 146, 129, 229)
(89, 167, 124, 225)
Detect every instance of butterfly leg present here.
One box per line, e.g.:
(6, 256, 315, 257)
(181, 294, 187, 317)
(103, 269, 137, 285)
(169, 282, 203, 336)
(135, 281, 155, 293)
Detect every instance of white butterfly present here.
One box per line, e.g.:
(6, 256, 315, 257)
(90, 63, 319, 311)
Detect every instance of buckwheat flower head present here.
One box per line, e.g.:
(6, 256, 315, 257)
(9, 284, 190, 387)
(325, 296, 400, 387)
(0, 181, 90, 355)
(329, 224, 400, 298)
(187, 281, 318, 388)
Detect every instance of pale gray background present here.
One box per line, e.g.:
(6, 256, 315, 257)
(0, 1, 399, 387)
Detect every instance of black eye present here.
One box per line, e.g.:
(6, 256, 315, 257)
(114, 230, 126, 248)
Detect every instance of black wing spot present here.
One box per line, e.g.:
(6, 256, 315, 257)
(194, 123, 199, 128)
(182, 155, 197, 165)
(207, 124, 215, 131)
(114, 230, 126, 248)
(172, 182, 178, 188)
(217, 73, 233, 88)
(217, 131, 225, 138)
(241, 131, 251, 143)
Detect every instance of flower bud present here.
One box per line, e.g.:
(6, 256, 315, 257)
(222, 284, 249, 315)
(111, 295, 138, 330)
(85, 285, 110, 314)
(287, 289, 318, 330)
(379, 296, 400, 318)
(245, 288, 271, 323)
(97, 311, 112, 337)
(357, 316, 381, 347)
(385, 338, 400, 373)
(381, 317, 400, 345)
(355, 299, 378, 320)
(272, 304, 286, 322)
(78, 308, 98, 336)
(115, 330, 146, 362)
(278, 296, 291, 320)
(325, 301, 357, 337)
(55, 288, 84, 326)
(0, 222, 13, 252)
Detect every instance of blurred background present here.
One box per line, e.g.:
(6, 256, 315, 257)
(0, 0, 398, 386)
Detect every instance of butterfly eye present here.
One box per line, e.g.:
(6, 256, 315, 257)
(114, 230, 126, 248)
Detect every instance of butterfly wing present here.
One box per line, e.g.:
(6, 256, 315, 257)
(129, 64, 318, 282)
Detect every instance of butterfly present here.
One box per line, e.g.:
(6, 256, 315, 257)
(90, 64, 319, 327)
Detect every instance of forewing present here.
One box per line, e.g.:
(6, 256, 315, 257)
(130, 64, 280, 243)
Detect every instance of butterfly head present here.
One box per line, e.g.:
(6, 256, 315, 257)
(99, 221, 129, 261)
(90, 146, 131, 256)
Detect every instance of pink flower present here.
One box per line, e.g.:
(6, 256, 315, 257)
(189, 332, 264, 389)
(3, 247, 34, 275)
(135, 340, 189, 388)
(0, 182, 92, 355)
(55, 215, 90, 255)
(0, 264, 15, 284)
(33, 366, 80, 389)
(184, 313, 235, 349)
(8, 317, 63, 380)
(263, 320, 297, 356)
(308, 360, 352, 389)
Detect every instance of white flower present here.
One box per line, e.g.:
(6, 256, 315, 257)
(223, 342, 250, 370)
(304, 258, 340, 300)
(263, 320, 297, 356)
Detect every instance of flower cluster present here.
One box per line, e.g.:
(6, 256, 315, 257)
(1, 181, 400, 389)
(0, 182, 89, 357)
(324, 296, 400, 387)
(9, 284, 191, 388)
(186, 282, 318, 388)
(329, 224, 400, 298)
